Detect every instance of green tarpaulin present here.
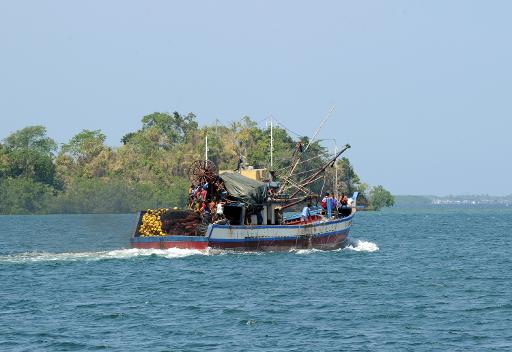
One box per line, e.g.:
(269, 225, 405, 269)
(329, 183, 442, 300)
(220, 172, 268, 205)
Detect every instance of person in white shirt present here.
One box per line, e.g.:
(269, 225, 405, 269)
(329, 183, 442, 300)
(301, 203, 312, 223)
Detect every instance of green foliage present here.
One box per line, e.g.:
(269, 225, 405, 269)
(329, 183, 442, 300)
(369, 185, 395, 210)
(2, 126, 57, 186)
(61, 129, 106, 162)
(139, 111, 198, 148)
(338, 157, 360, 193)
(58, 129, 112, 180)
(0, 178, 54, 214)
(4, 125, 57, 154)
(0, 112, 375, 215)
(47, 177, 189, 214)
(0, 144, 12, 178)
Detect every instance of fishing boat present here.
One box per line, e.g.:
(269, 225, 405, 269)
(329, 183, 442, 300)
(130, 139, 358, 251)
(131, 201, 356, 251)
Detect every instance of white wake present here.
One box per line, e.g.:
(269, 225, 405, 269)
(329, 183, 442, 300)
(0, 240, 379, 263)
(345, 239, 379, 252)
(291, 239, 379, 255)
(0, 248, 209, 263)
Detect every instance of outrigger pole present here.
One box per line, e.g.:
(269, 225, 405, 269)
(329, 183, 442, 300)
(287, 143, 351, 200)
(279, 105, 335, 193)
(280, 144, 350, 211)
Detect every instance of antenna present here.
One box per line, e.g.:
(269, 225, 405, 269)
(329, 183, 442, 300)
(334, 142, 338, 198)
(215, 118, 220, 134)
(270, 115, 274, 170)
(266, 115, 274, 170)
(205, 135, 208, 160)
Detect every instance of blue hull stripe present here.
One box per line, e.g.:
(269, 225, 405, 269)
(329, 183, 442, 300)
(210, 215, 353, 231)
(208, 228, 350, 243)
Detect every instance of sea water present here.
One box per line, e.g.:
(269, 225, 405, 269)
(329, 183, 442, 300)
(0, 207, 511, 351)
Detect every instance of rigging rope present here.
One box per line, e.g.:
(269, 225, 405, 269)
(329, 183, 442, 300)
(274, 152, 333, 172)
(319, 174, 327, 199)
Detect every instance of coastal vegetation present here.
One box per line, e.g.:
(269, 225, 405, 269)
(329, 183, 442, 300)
(0, 112, 393, 214)
(369, 185, 395, 210)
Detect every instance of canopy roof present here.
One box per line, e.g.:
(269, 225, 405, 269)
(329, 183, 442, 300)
(220, 172, 268, 206)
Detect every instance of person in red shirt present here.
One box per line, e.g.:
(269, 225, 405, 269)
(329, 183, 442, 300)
(321, 193, 330, 210)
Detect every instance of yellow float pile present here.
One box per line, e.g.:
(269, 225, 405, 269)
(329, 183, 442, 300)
(139, 208, 169, 237)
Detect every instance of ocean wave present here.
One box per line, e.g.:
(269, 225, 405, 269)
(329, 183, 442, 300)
(0, 248, 209, 263)
(293, 249, 322, 255)
(291, 240, 379, 254)
(346, 239, 379, 252)
(0, 240, 379, 263)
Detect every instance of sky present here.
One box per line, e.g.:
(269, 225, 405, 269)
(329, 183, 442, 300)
(1, 1, 511, 195)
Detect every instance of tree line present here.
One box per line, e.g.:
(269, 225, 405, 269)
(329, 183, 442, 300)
(0, 112, 394, 214)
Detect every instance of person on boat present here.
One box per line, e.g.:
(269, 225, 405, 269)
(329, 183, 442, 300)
(326, 193, 334, 219)
(293, 141, 303, 157)
(245, 210, 252, 225)
(216, 201, 225, 219)
(331, 195, 337, 212)
(194, 200, 202, 213)
(209, 200, 217, 216)
(321, 193, 329, 210)
(189, 185, 197, 208)
(341, 193, 348, 206)
(335, 193, 345, 217)
(202, 203, 212, 223)
(255, 205, 264, 225)
(235, 155, 244, 172)
(194, 185, 202, 202)
(274, 208, 283, 225)
(200, 187, 208, 202)
(301, 204, 312, 223)
(267, 188, 274, 201)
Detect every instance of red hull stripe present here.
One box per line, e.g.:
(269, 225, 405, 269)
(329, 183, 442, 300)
(131, 234, 209, 250)
(132, 241, 209, 250)
(132, 235, 208, 243)
(209, 233, 348, 250)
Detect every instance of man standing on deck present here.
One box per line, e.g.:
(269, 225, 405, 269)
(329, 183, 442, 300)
(235, 155, 244, 172)
(301, 203, 312, 223)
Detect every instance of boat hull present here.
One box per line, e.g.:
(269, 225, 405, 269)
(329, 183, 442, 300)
(131, 215, 353, 251)
(208, 229, 349, 251)
(131, 235, 209, 250)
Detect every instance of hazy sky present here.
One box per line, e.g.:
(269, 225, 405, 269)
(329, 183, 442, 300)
(1, 1, 511, 195)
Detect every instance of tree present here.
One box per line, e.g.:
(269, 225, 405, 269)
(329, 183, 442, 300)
(0, 112, 376, 215)
(61, 129, 106, 163)
(140, 111, 198, 147)
(0, 177, 54, 214)
(3, 126, 57, 185)
(369, 185, 395, 210)
(338, 157, 360, 194)
(121, 132, 137, 145)
(59, 129, 109, 178)
(0, 143, 10, 178)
